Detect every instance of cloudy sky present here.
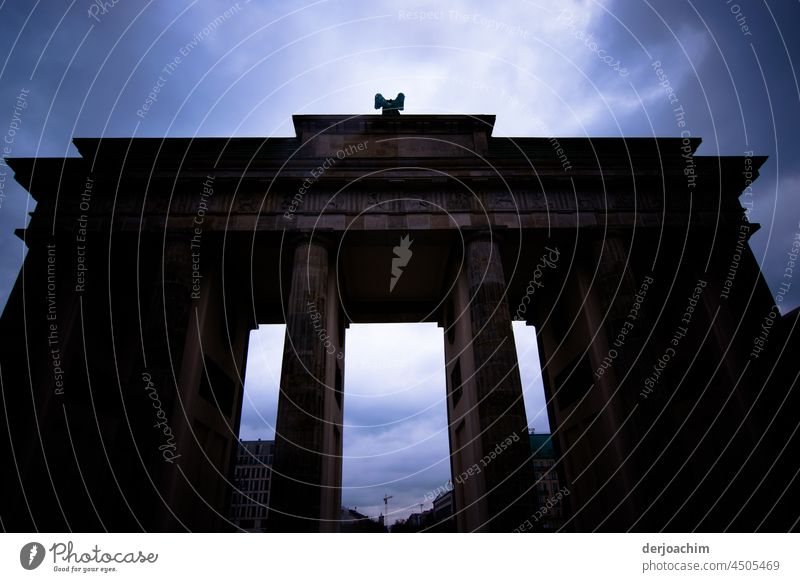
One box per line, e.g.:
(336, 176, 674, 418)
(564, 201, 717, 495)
(241, 321, 545, 522)
(1, 0, 798, 524)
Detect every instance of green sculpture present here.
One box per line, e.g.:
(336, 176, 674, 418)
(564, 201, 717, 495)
(374, 93, 405, 115)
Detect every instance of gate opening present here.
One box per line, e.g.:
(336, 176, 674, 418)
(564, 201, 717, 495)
(511, 321, 551, 434)
(235, 321, 551, 531)
(239, 324, 285, 439)
(342, 323, 449, 527)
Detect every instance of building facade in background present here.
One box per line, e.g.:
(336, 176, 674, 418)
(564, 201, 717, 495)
(432, 490, 456, 532)
(530, 432, 566, 531)
(229, 440, 274, 532)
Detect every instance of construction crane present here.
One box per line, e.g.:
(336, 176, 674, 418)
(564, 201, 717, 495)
(383, 494, 393, 531)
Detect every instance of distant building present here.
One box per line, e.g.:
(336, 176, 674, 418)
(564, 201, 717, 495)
(432, 489, 456, 532)
(229, 439, 274, 531)
(391, 508, 435, 532)
(339, 507, 385, 532)
(406, 508, 434, 529)
(529, 432, 566, 531)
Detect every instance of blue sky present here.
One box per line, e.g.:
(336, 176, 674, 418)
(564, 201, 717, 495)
(1, 0, 799, 524)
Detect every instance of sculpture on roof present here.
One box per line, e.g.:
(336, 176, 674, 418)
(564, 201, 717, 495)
(374, 92, 405, 115)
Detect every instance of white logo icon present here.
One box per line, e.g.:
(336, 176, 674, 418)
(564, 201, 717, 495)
(20, 542, 45, 570)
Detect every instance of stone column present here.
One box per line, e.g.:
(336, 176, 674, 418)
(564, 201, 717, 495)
(131, 233, 256, 532)
(444, 232, 535, 532)
(589, 235, 646, 417)
(269, 236, 344, 532)
(141, 235, 203, 531)
(127, 235, 197, 531)
(578, 234, 639, 529)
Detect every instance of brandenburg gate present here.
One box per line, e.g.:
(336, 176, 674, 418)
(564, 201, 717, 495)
(1, 113, 796, 532)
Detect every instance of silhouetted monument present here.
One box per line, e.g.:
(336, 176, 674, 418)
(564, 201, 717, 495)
(374, 92, 405, 115)
(1, 113, 798, 532)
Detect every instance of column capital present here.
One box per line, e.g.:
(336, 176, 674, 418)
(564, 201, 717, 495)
(463, 227, 506, 246)
(287, 230, 339, 252)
